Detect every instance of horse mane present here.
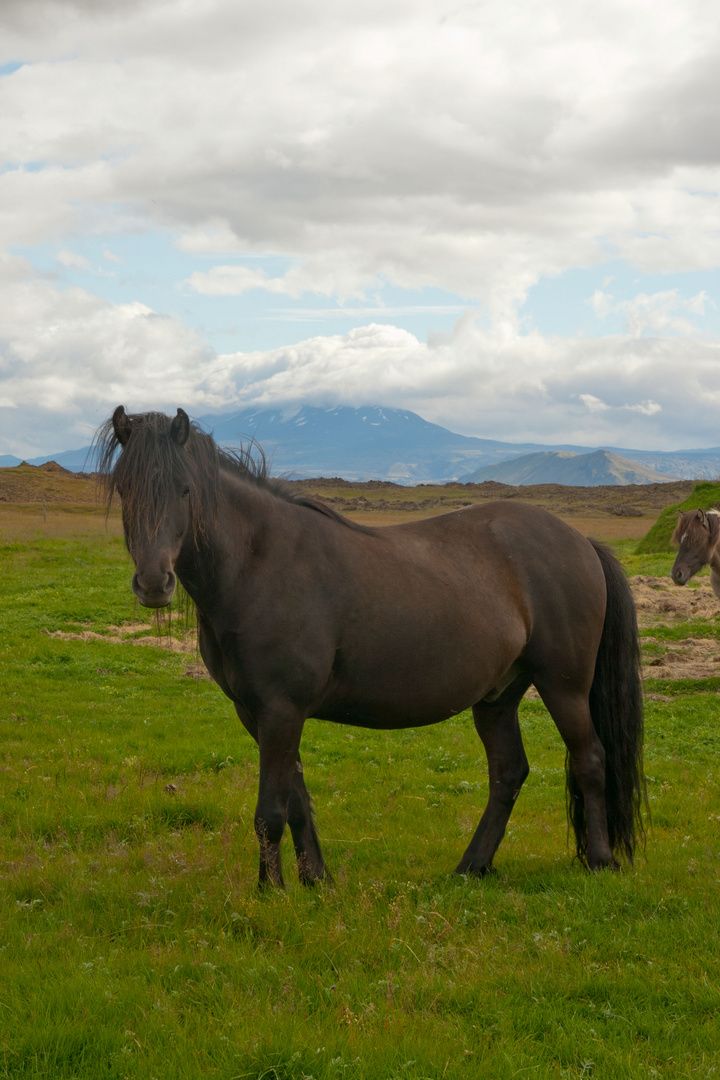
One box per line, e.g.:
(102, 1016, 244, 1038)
(92, 409, 371, 537)
(672, 507, 720, 547)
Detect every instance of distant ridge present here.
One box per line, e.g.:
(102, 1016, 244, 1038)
(5, 403, 720, 483)
(460, 449, 675, 487)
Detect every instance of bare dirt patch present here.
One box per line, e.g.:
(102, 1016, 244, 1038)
(46, 624, 212, 679)
(630, 576, 720, 627)
(641, 636, 720, 684)
(45, 625, 200, 657)
(630, 575, 720, 692)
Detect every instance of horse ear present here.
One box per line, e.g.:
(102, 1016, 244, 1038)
(112, 405, 132, 446)
(170, 408, 190, 447)
(698, 509, 707, 526)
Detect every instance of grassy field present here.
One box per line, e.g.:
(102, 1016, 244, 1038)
(2, 506, 720, 1079)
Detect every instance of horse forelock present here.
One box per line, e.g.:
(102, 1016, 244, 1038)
(93, 410, 221, 540)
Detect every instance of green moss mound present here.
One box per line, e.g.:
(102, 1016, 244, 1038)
(636, 481, 720, 554)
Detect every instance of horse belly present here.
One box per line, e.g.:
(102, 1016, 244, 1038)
(315, 622, 524, 730)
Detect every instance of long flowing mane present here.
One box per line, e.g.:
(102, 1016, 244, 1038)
(92, 408, 368, 538)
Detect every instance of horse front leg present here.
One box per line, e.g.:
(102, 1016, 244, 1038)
(235, 703, 326, 886)
(254, 705, 306, 888)
(287, 755, 328, 885)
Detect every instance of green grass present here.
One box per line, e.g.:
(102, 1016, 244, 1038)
(2, 531, 720, 1078)
(636, 481, 720, 554)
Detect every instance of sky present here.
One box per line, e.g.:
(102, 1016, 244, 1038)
(1, 0, 720, 457)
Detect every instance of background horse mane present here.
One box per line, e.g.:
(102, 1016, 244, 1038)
(92, 408, 365, 539)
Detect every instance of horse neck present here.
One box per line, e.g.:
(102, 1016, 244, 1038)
(176, 469, 275, 602)
(702, 511, 720, 573)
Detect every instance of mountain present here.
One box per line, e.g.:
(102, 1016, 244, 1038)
(197, 405, 558, 483)
(0, 447, 94, 471)
(459, 449, 675, 487)
(195, 406, 712, 483)
(5, 403, 720, 483)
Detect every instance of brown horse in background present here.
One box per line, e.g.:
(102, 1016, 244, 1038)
(95, 406, 645, 888)
(671, 508, 720, 598)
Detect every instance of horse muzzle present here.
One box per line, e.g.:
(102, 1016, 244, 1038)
(671, 564, 689, 586)
(131, 568, 177, 608)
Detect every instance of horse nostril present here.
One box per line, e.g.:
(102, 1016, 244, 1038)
(131, 567, 176, 606)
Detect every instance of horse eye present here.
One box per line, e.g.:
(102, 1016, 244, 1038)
(181, 487, 190, 498)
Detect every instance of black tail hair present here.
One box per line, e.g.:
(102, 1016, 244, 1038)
(566, 541, 647, 864)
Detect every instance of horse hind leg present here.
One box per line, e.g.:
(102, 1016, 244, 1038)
(455, 680, 530, 877)
(537, 682, 615, 870)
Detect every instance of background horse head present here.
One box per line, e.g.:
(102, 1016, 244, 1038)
(671, 508, 720, 587)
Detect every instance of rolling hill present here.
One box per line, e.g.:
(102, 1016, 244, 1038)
(460, 449, 675, 487)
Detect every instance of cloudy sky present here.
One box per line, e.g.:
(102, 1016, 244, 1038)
(2, 0, 720, 456)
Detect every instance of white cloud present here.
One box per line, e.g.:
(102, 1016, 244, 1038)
(0, 0, 719, 310)
(186, 265, 300, 298)
(580, 394, 610, 412)
(1, 0, 720, 456)
(205, 317, 709, 450)
(56, 249, 93, 271)
(590, 288, 711, 336)
(0, 256, 718, 456)
(624, 400, 662, 415)
(0, 253, 225, 454)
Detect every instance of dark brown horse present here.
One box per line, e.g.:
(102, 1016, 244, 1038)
(96, 406, 645, 887)
(671, 508, 720, 598)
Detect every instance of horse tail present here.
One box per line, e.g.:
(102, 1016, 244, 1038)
(566, 540, 646, 865)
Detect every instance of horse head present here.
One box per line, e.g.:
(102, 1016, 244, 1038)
(110, 405, 193, 608)
(671, 507, 720, 586)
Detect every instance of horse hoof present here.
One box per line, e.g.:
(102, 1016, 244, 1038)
(587, 857, 620, 873)
(299, 869, 332, 887)
(257, 875, 285, 891)
(453, 863, 496, 879)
